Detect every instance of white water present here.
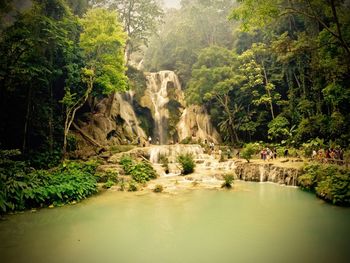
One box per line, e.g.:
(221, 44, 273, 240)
(149, 144, 204, 163)
(145, 71, 183, 144)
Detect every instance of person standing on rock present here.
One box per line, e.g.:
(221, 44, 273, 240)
(148, 136, 152, 145)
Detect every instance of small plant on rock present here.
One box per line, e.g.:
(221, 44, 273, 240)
(128, 180, 138, 192)
(221, 174, 234, 189)
(131, 161, 157, 183)
(177, 153, 195, 175)
(159, 155, 170, 174)
(119, 155, 134, 174)
(103, 180, 115, 189)
(154, 184, 164, 193)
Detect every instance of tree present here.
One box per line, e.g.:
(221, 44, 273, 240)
(229, 0, 350, 147)
(94, 0, 163, 63)
(144, 0, 236, 83)
(61, 8, 127, 156)
(268, 115, 290, 141)
(0, 0, 80, 161)
(240, 143, 258, 163)
(186, 46, 244, 144)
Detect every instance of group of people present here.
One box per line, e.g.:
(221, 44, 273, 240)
(137, 136, 160, 147)
(312, 148, 344, 162)
(260, 148, 277, 161)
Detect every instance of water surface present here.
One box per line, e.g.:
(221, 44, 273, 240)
(1, 182, 349, 263)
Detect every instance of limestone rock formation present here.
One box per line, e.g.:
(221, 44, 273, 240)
(177, 105, 221, 144)
(234, 162, 301, 186)
(74, 70, 220, 149)
(141, 70, 220, 144)
(74, 91, 146, 147)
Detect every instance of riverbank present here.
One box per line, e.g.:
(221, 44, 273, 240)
(101, 144, 349, 206)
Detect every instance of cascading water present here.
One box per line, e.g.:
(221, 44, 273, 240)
(145, 71, 183, 144)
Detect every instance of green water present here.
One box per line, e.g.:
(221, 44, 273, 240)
(1, 182, 350, 263)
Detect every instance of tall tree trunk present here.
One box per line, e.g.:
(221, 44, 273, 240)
(262, 61, 275, 119)
(48, 82, 54, 153)
(23, 83, 32, 154)
(62, 74, 94, 158)
(218, 94, 240, 145)
(329, 0, 350, 57)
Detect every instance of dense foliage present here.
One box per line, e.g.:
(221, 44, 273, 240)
(119, 155, 158, 183)
(298, 164, 350, 206)
(177, 153, 196, 175)
(0, 0, 127, 164)
(144, 0, 236, 84)
(0, 150, 98, 213)
(145, 0, 350, 148)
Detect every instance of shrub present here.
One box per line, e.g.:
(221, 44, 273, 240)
(315, 169, 350, 206)
(301, 138, 325, 157)
(130, 161, 157, 183)
(180, 137, 192, 144)
(119, 155, 134, 174)
(240, 143, 259, 162)
(119, 178, 126, 191)
(159, 155, 170, 174)
(221, 174, 234, 189)
(299, 164, 350, 206)
(154, 184, 164, 193)
(28, 149, 62, 169)
(0, 154, 98, 214)
(120, 156, 158, 184)
(298, 164, 320, 191)
(67, 134, 78, 152)
(128, 180, 138, 192)
(103, 180, 115, 189)
(177, 153, 195, 175)
(24, 161, 98, 207)
(96, 170, 119, 183)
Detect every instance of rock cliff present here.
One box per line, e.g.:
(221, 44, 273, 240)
(234, 161, 301, 186)
(73, 70, 220, 149)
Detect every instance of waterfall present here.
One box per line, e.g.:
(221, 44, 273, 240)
(149, 144, 204, 163)
(145, 71, 183, 144)
(140, 70, 220, 145)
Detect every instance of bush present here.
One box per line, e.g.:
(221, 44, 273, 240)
(177, 153, 195, 175)
(159, 155, 169, 174)
(180, 137, 192, 144)
(120, 156, 158, 184)
(221, 174, 234, 189)
(119, 155, 134, 175)
(298, 164, 350, 206)
(96, 170, 119, 183)
(240, 143, 259, 162)
(315, 169, 350, 206)
(103, 180, 115, 189)
(128, 180, 138, 192)
(130, 161, 157, 183)
(298, 164, 320, 191)
(0, 153, 98, 214)
(154, 184, 164, 193)
(301, 138, 325, 157)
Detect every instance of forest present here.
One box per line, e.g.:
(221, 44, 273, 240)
(0, 0, 350, 212)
